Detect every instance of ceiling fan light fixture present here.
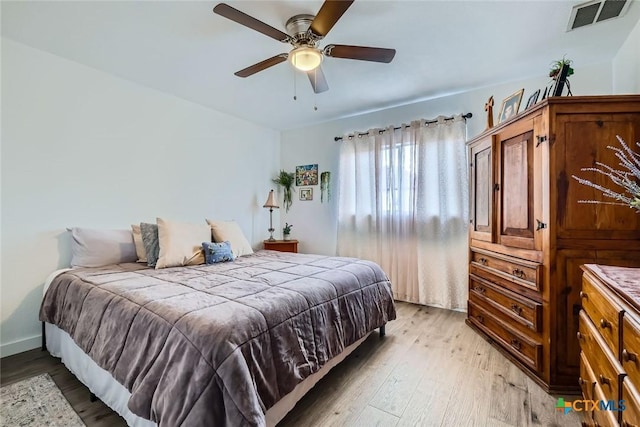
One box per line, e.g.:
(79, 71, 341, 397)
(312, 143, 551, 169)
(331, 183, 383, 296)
(289, 46, 323, 71)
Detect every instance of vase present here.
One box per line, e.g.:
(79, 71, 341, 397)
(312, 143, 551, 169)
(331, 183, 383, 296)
(283, 234, 291, 241)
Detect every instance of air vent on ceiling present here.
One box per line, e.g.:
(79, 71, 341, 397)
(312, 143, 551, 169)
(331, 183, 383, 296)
(568, 0, 631, 31)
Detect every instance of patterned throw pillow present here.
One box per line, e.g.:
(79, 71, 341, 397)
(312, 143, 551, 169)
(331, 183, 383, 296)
(202, 241, 235, 264)
(140, 222, 160, 267)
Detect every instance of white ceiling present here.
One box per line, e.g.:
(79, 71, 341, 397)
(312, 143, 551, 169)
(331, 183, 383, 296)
(2, 1, 639, 130)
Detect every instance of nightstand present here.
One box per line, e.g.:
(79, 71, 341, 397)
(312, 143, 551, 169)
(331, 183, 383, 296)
(263, 240, 298, 253)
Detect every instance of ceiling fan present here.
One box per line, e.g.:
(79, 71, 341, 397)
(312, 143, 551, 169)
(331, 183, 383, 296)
(213, 1, 396, 94)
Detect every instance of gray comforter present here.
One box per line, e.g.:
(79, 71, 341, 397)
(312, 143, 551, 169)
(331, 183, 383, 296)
(40, 250, 396, 427)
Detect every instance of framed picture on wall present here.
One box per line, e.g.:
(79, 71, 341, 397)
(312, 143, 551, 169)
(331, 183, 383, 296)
(296, 164, 318, 186)
(300, 188, 313, 201)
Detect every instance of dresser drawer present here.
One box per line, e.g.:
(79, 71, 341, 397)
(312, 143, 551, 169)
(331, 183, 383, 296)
(580, 351, 598, 402)
(470, 249, 541, 292)
(592, 380, 621, 427)
(580, 275, 624, 356)
(469, 274, 542, 332)
(623, 315, 640, 386)
(468, 300, 542, 371)
(578, 310, 625, 405)
(621, 378, 640, 427)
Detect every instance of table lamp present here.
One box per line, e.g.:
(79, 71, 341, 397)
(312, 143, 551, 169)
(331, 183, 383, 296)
(263, 189, 279, 242)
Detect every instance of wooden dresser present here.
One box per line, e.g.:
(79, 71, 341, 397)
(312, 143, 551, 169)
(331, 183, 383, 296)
(579, 264, 640, 427)
(465, 95, 640, 393)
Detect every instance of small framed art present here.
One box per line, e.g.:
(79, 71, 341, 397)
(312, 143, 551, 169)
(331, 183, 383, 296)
(300, 188, 313, 201)
(498, 89, 524, 123)
(525, 89, 540, 109)
(296, 164, 318, 186)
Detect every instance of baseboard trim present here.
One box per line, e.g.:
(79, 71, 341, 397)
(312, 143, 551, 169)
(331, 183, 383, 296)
(0, 335, 41, 358)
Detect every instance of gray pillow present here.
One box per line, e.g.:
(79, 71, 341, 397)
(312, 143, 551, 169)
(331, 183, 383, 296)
(140, 222, 160, 267)
(70, 227, 137, 267)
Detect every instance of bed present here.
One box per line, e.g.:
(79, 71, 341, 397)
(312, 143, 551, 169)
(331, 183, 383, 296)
(40, 250, 396, 427)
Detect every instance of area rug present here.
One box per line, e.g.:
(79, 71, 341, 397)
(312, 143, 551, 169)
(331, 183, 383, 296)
(0, 373, 85, 426)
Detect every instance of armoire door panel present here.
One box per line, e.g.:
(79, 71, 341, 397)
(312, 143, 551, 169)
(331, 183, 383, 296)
(498, 130, 535, 249)
(470, 137, 495, 243)
(555, 113, 640, 240)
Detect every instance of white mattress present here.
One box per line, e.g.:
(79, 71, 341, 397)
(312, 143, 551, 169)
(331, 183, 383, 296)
(43, 269, 372, 426)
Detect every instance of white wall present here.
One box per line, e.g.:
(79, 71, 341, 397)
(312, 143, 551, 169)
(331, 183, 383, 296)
(1, 38, 281, 356)
(280, 61, 613, 256)
(613, 18, 640, 94)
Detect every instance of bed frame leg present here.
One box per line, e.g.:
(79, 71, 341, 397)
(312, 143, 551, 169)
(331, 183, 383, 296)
(379, 325, 386, 338)
(41, 322, 47, 352)
(90, 392, 97, 403)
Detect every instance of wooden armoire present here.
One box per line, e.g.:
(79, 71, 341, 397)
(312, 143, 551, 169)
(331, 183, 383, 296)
(465, 95, 640, 393)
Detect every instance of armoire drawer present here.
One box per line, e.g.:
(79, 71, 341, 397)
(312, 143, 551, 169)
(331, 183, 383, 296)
(623, 314, 640, 386)
(468, 300, 542, 372)
(469, 263, 541, 303)
(578, 310, 625, 405)
(470, 249, 541, 291)
(622, 378, 640, 427)
(580, 275, 624, 356)
(469, 274, 542, 332)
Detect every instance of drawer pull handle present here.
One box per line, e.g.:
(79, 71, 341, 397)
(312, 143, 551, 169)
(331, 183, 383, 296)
(510, 338, 522, 351)
(476, 315, 484, 324)
(622, 349, 638, 363)
(512, 269, 526, 279)
(599, 318, 611, 329)
(478, 257, 488, 266)
(577, 331, 583, 340)
(598, 374, 611, 386)
(579, 291, 588, 300)
(510, 304, 523, 316)
(474, 286, 486, 295)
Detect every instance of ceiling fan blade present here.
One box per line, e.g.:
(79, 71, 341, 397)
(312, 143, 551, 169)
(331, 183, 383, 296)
(307, 66, 329, 93)
(310, 0, 354, 37)
(213, 3, 291, 43)
(324, 44, 396, 63)
(234, 54, 288, 78)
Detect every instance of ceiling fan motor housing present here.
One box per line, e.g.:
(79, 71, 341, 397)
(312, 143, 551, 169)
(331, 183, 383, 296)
(286, 14, 318, 45)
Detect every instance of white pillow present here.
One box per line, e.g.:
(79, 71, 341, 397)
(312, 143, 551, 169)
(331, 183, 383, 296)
(206, 219, 254, 258)
(155, 218, 210, 269)
(131, 224, 147, 263)
(69, 227, 137, 267)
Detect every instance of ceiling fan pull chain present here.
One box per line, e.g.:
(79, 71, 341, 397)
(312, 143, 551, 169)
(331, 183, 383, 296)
(293, 67, 297, 101)
(313, 69, 318, 111)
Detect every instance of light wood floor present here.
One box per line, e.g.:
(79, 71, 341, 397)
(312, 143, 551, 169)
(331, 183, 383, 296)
(1, 302, 581, 426)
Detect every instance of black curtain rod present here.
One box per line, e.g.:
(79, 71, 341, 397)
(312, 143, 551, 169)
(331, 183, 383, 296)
(334, 112, 472, 142)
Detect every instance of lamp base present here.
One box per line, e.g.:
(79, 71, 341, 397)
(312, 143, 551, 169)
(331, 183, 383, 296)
(268, 228, 276, 242)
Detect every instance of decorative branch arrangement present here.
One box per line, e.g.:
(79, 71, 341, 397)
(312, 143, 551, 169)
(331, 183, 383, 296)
(320, 171, 331, 202)
(572, 136, 640, 213)
(272, 170, 295, 212)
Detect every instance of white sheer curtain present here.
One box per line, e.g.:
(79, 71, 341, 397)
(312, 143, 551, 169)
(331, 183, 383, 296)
(337, 116, 469, 310)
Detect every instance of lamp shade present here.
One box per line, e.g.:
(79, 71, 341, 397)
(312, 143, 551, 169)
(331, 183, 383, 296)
(289, 46, 323, 71)
(263, 189, 279, 209)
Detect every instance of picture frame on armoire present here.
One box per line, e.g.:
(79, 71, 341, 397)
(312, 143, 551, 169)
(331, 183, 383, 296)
(498, 89, 524, 123)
